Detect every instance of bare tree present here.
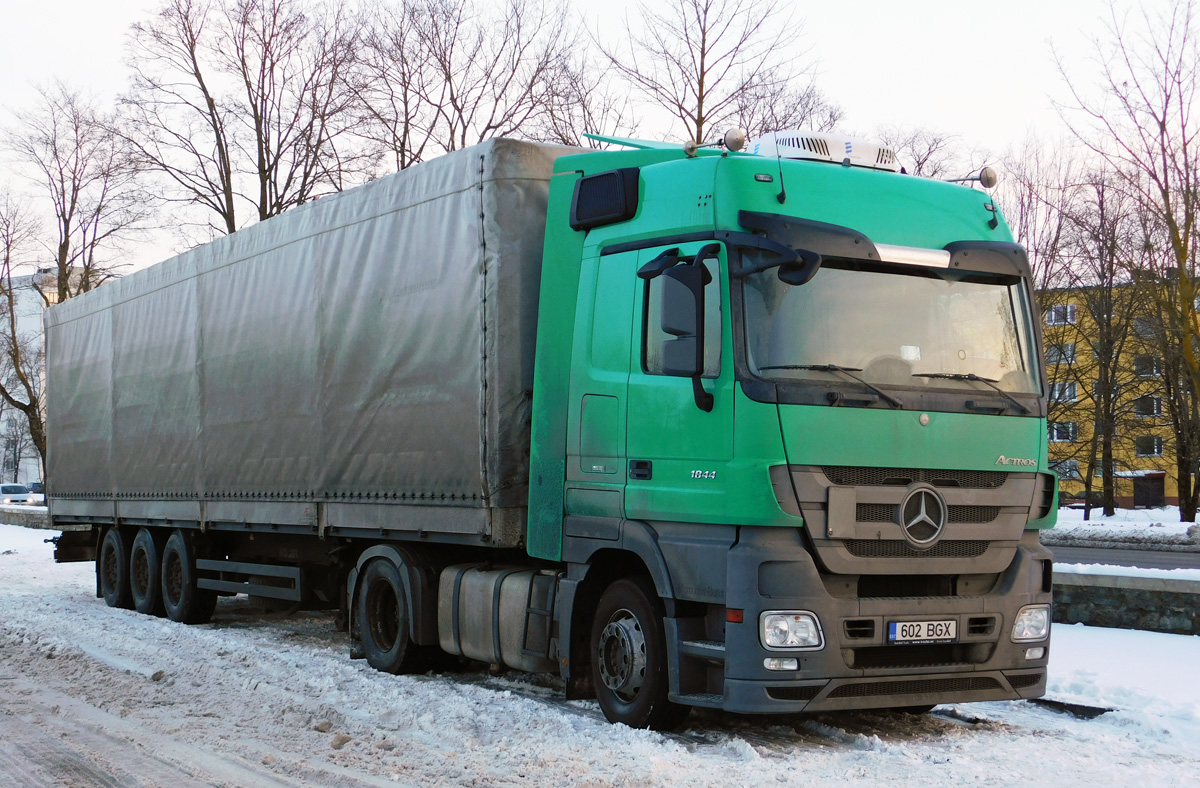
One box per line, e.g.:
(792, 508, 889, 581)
(877, 126, 962, 179)
(733, 77, 841, 140)
(599, 0, 839, 144)
(122, 0, 239, 235)
(0, 192, 47, 470)
(120, 0, 369, 236)
(531, 52, 641, 148)
(409, 0, 577, 153)
(2, 415, 35, 483)
(1056, 2, 1200, 517)
(353, 2, 437, 170)
(7, 82, 151, 305)
(1061, 172, 1152, 517)
(1001, 139, 1077, 291)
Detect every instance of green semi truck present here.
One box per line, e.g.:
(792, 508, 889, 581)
(47, 133, 1055, 730)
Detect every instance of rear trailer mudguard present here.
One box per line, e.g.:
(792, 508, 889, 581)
(707, 526, 1052, 714)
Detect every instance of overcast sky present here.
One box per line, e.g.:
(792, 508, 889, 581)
(3, 0, 1111, 152)
(0, 0, 1122, 267)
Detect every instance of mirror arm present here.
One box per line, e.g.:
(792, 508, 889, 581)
(691, 376, 714, 413)
(686, 253, 715, 413)
(638, 248, 682, 280)
(730, 237, 802, 278)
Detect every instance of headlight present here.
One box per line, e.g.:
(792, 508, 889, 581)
(760, 611, 823, 650)
(1012, 605, 1050, 642)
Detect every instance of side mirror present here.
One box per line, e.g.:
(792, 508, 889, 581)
(777, 248, 822, 286)
(657, 262, 714, 411)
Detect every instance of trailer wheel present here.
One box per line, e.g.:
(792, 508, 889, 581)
(356, 559, 423, 674)
(161, 530, 217, 624)
(99, 527, 134, 609)
(589, 576, 690, 730)
(130, 528, 166, 617)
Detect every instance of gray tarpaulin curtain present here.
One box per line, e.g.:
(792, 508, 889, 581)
(45, 139, 579, 524)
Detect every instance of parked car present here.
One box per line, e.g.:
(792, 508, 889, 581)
(28, 481, 43, 494)
(1062, 490, 1106, 509)
(0, 484, 36, 505)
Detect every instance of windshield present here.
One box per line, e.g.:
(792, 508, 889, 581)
(741, 260, 1041, 394)
(1, 485, 28, 494)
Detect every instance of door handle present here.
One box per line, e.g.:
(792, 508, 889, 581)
(629, 460, 653, 480)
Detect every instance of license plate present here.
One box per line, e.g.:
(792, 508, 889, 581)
(888, 619, 957, 644)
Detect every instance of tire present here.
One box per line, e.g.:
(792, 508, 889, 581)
(356, 558, 425, 674)
(589, 576, 690, 730)
(130, 528, 166, 617)
(160, 530, 218, 624)
(98, 527, 133, 609)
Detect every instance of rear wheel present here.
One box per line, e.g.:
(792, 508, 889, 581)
(130, 528, 166, 616)
(356, 559, 426, 674)
(160, 530, 217, 624)
(98, 528, 133, 609)
(589, 576, 690, 730)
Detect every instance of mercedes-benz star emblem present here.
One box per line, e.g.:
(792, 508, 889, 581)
(898, 488, 947, 547)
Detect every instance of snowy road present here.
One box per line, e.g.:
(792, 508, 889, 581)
(1, 524, 1198, 787)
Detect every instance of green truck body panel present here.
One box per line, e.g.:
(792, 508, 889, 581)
(529, 147, 1052, 560)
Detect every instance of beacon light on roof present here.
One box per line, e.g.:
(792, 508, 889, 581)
(749, 130, 902, 173)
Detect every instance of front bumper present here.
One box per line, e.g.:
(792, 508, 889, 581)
(667, 526, 1052, 714)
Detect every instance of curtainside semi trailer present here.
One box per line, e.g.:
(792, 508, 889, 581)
(48, 133, 1056, 729)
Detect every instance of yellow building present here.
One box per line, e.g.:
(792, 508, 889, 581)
(1041, 292, 1177, 508)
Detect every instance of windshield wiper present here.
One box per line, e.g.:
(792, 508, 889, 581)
(913, 372, 1031, 415)
(760, 364, 903, 409)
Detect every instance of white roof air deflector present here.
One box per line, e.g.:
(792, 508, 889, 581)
(750, 130, 902, 173)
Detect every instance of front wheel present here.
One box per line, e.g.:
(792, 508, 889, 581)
(589, 576, 690, 730)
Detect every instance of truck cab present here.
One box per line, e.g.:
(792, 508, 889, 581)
(529, 132, 1055, 726)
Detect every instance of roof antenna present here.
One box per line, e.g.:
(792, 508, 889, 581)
(775, 132, 787, 204)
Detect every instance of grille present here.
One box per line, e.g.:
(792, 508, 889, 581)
(948, 505, 1001, 523)
(856, 503, 894, 521)
(844, 619, 876, 639)
(766, 686, 822, 702)
(1007, 673, 1044, 690)
(823, 466, 1008, 489)
(844, 540, 990, 559)
(855, 503, 998, 524)
(852, 644, 989, 669)
(827, 676, 1000, 699)
(967, 617, 996, 636)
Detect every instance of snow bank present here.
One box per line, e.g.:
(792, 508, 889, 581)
(1056, 562, 1200, 581)
(1047, 507, 1200, 552)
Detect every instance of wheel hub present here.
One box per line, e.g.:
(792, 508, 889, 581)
(597, 610, 646, 699)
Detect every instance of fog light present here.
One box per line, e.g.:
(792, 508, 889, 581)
(764, 657, 799, 670)
(760, 611, 823, 650)
(1012, 605, 1051, 642)
(1025, 647, 1045, 660)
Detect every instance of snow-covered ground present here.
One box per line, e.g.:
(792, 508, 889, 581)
(1054, 506, 1200, 539)
(2, 522, 1199, 787)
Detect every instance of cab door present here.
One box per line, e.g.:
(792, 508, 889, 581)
(624, 242, 736, 523)
(563, 250, 638, 522)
